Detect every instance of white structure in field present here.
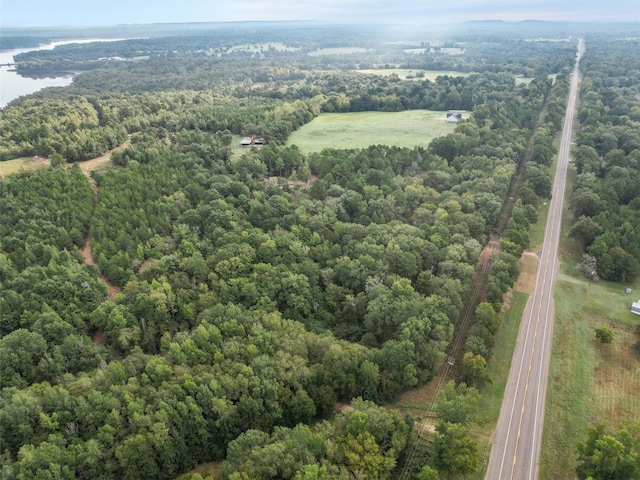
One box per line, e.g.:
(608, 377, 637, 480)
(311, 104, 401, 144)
(632, 300, 640, 315)
(446, 110, 464, 122)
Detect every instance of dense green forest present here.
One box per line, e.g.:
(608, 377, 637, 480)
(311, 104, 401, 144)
(1, 22, 638, 480)
(569, 36, 640, 282)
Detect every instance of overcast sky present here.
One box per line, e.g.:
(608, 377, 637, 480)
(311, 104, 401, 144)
(1, 0, 638, 26)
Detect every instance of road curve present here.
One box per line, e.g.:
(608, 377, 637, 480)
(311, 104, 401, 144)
(485, 38, 584, 480)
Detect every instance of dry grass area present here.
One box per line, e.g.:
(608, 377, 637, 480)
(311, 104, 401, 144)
(73, 154, 113, 176)
(514, 250, 540, 294)
(393, 370, 447, 415)
(591, 327, 640, 425)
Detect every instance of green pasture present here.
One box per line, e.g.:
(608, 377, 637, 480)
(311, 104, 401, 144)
(355, 68, 470, 81)
(0, 157, 49, 177)
(287, 110, 456, 154)
(307, 47, 369, 56)
(516, 73, 560, 85)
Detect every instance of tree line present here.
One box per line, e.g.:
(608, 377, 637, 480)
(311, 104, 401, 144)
(569, 35, 640, 282)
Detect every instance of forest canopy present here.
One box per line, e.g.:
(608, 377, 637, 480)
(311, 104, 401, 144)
(1, 21, 637, 480)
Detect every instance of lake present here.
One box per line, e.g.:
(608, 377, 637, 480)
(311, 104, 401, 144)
(0, 39, 123, 108)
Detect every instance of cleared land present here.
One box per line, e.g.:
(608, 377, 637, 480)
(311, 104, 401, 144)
(0, 141, 127, 178)
(288, 110, 456, 154)
(307, 47, 369, 56)
(515, 73, 559, 85)
(356, 68, 469, 81)
(0, 156, 51, 176)
(540, 271, 640, 479)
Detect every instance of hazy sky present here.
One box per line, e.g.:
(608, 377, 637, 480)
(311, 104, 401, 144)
(1, 0, 638, 26)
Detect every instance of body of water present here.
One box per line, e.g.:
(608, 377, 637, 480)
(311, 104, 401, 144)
(0, 39, 123, 108)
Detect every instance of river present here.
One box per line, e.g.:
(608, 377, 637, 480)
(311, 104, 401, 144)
(0, 38, 123, 109)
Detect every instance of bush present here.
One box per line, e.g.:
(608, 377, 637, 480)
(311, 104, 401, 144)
(595, 327, 613, 344)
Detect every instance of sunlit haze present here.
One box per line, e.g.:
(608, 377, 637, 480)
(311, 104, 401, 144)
(1, 0, 638, 26)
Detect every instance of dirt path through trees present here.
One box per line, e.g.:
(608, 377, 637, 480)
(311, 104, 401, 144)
(75, 155, 122, 301)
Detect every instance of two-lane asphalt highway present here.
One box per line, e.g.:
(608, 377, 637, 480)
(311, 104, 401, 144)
(485, 39, 584, 480)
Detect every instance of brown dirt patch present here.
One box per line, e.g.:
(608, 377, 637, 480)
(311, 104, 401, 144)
(81, 236, 95, 265)
(81, 235, 120, 300)
(414, 418, 437, 439)
(91, 328, 104, 344)
(334, 402, 355, 413)
(514, 249, 540, 294)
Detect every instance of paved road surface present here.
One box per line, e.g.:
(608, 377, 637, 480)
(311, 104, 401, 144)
(485, 38, 584, 480)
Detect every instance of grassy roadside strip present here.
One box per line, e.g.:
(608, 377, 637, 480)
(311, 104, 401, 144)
(469, 291, 530, 480)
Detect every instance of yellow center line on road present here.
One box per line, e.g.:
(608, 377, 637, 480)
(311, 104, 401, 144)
(490, 44, 582, 480)
(509, 213, 557, 478)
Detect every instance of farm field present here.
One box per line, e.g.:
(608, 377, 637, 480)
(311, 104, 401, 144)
(287, 110, 456, 154)
(355, 68, 470, 81)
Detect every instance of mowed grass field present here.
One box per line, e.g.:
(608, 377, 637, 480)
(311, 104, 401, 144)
(0, 156, 52, 176)
(355, 69, 470, 81)
(288, 110, 456, 154)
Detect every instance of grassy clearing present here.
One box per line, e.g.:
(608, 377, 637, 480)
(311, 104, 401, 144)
(308, 47, 368, 56)
(0, 156, 50, 176)
(540, 272, 640, 479)
(288, 110, 455, 154)
(1, 142, 123, 178)
(469, 291, 530, 480)
(74, 155, 113, 176)
(355, 69, 469, 81)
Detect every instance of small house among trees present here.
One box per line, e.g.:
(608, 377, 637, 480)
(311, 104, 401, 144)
(446, 110, 465, 122)
(241, 137, 265, 147)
